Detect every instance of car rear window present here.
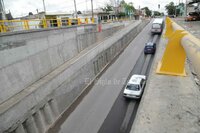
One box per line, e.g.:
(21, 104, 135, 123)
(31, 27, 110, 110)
(152, 24, 161, 29)
(126, 84, 140, 91)
(145, 45, 153, 48)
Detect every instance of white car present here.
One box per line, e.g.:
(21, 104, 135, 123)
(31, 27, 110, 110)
(123, 74, 146, 99)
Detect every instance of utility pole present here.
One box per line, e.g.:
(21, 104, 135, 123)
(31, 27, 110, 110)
(85, 0, 88, 11)
(74, 0, 78, 18)
(185, 0, 187, 17)
(175, 3, 177, 17)
(42, 0, 46, 13)
(91, 0, 94, 19)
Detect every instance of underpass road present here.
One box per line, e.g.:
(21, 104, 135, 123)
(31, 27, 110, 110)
(98, 29, 160, 133)
(53, 20, 154, 133)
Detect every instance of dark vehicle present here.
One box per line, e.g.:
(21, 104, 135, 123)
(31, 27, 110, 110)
(185, 12, 200, 21)
(168, 15, 175, 18)
(144, 42, 156, 54)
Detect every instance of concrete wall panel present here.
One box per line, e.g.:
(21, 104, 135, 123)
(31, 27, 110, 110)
(0, 21, 150, 132)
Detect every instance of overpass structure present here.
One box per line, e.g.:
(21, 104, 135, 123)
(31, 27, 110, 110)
(0, 20, 149, 132)
(0, 17, 200, 133)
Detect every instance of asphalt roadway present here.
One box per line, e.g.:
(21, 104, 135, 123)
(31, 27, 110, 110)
(49, 19, 161, 133)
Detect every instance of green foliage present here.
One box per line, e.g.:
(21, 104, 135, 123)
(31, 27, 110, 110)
(126, 2, 136, 12)
(176, 8, 180, 16)
(118, 12, 126, 18)
(120, 0, 126, 5)
(165, 2, 175, 15)
(154, 11, 161, 16)
(142, 7, 152, 17)
(77, 11, 82, 14)
(120, 0, 135, 16)
(176, 3, 185, 16)
(101, 4, 113, 13)
(165, 2, 185, 16)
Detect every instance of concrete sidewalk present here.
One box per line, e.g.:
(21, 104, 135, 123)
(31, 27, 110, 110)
(130, 34, 200, 133)
(172, 17, 200, 39)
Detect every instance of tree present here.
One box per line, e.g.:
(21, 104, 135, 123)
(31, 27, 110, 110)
(176, 8, 180, 16)
(77, 11, 82, 14)
(165, 2, 175, 15)
(176, 3, 185, 16)
(28, 12, 33, 16)
(120, 1, 135, 17)
(118, 12, 126, 18)
(120, 0, 126, 6)
(154, 11, 161, 16)
(101, 4, 113, 13)
(126, 2, 135, 13)
(142, 7, 152, 17)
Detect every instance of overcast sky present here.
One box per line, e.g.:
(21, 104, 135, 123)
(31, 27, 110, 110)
(3, 0, 183, 17)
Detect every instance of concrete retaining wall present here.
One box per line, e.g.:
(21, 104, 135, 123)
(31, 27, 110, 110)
(0, 24, 124, 105)
(0, 20, 149, 132)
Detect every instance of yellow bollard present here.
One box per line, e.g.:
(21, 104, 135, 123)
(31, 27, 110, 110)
(23, 20, 30, 30)
(92, 17, 95, 23)
(2, 24, 7, 32)
(85, 18, 88, 24)
(57, 19, 61, 27)
(78, 18, 81, 25)
(23, 20, 26, 30)
(0, 25, 3, 32)
(156, 30, 188, 76)
(43, 19, 47, 28)
(68, 19, 72, 26)
(164, 17, 174, 38)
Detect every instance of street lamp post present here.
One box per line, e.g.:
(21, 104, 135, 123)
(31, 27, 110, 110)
(85, 0, 88, 11)
(74, 0, 78, 18)
(185, 0, 188, 17)
(91, 0, 94, 20)
(42, 0, 46, 13)
(91, 0, 94, 19)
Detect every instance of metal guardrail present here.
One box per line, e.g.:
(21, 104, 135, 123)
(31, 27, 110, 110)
(157, 17, 200, 79)
(0, 17, 131, 33)
(0, 18, 93, 33)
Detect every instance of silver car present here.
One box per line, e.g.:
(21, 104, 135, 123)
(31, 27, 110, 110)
(123, 74, 146, 99)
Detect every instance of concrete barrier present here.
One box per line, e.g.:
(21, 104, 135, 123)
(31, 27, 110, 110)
(0, 20, 149, 132)
(182, 34, 200, 79)
(156, 30, 187, 76)
(157, 17, 200, 77)
(0, 23, 124, 105)
(172, 19, 200, 79)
